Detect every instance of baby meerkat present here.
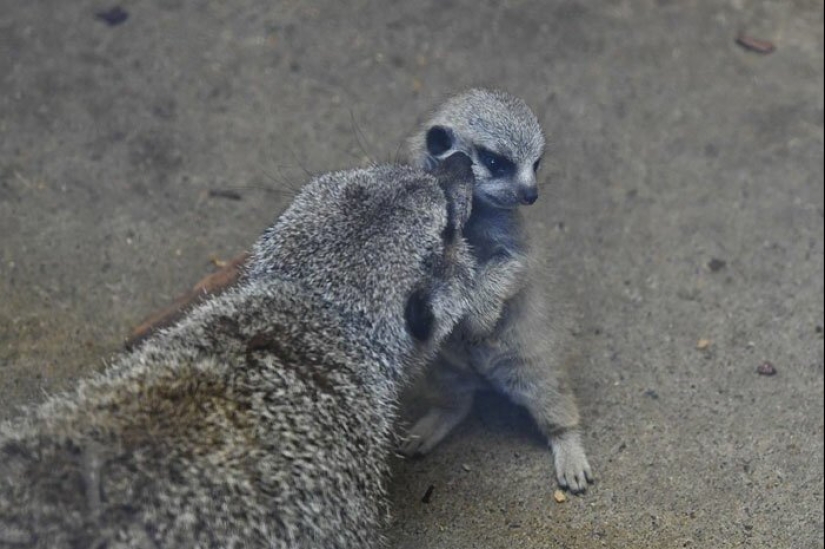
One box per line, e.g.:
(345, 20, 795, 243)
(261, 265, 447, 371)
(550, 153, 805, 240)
(0, 155, 478, 548)
(402, 89, 594, 493)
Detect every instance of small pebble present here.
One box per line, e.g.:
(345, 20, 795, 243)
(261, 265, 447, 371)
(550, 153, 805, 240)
(208, 189, 243, 201)
(461, 464, 472, 472)
(554, 490, 568, 504)
(95, 6, 129, 26)
(708, 258, 727, 272)
(697, 339, 711, 350)
(644, 389, 660, 400)
(736, 34, 776, 55)
(757, 362, 777, 376)
(209, 254, 228, 268)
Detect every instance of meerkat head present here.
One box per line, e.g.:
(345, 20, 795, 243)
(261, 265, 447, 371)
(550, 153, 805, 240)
(248, 153, 477, 361)
(409, 89, 545, 210)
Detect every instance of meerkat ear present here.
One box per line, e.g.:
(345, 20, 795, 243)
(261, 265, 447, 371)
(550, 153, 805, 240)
(434, 152, 475, 239)
(426, 126, 454, 157)
(405, 288, 436, 342)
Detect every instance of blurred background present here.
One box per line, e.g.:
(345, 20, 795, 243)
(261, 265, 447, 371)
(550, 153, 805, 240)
(1, 1, 822, 547)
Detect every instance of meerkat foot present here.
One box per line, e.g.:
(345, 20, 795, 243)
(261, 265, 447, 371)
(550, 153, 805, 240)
(551, 430, 593, 494)
(400, 401, 472, 457)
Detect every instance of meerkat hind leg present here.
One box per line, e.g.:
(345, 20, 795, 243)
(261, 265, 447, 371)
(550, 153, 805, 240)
(400, 360, 479, 457)
(400, 388, 474, 457)
(483, 350, 593, 493)
(548, 429, 593, 493)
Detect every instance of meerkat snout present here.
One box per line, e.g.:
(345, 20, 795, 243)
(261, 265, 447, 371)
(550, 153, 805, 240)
(400, 152, 473, 344)
(519, 183, 539, 205)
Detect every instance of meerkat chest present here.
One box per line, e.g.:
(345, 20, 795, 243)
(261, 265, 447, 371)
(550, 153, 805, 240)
(463, 207, 525, 263)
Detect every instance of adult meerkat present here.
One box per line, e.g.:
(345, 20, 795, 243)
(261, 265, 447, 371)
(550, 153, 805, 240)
(0, 155, 478, 549)
(402, 89, 594, 493)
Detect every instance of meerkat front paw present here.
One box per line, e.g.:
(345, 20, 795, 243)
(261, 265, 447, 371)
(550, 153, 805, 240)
(461, 256, 527, 337)
(551, 430, 593, 494)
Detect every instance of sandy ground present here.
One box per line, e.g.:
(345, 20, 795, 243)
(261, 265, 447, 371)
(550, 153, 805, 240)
(1, 1, 822, 547)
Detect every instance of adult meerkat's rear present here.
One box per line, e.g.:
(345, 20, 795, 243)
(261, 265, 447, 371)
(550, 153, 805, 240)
(403, 89, 594, 493)
(0, 155, 478, 548)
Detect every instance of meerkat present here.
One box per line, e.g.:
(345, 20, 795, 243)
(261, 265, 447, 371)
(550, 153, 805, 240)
(401, 89, 594, 493)
(0, 154, 479, 549)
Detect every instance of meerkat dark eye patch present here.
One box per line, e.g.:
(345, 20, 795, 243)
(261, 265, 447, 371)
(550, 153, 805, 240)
(405, 288, 435, 342)
(533, 157, 542, 173)
(476, 147, 516, 179)
(426, 126, 453, 157)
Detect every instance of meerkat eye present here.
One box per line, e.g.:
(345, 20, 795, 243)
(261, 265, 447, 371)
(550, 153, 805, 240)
(476, 147, 515, 178)
(533, 157, 542, 173)
(426, 126, 453, 157)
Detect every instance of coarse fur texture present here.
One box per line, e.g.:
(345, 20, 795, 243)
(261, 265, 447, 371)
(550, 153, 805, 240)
(402, 89, 594, 493)
(0, 156, 478, 548)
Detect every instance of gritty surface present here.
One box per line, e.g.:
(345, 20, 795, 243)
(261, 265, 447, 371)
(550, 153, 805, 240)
(1, 1, 822, 548)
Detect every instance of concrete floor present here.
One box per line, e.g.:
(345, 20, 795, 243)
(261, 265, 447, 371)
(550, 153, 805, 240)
(1, 1, 822, 547)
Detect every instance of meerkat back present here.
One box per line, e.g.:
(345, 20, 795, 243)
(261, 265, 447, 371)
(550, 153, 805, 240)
(0, 155, 478, 549)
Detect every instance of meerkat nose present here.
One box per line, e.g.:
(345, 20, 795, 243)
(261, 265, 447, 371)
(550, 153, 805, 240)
(519, 186, 539, 205)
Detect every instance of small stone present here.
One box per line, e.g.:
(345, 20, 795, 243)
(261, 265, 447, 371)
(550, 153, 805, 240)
(209, 254, 229, 268)
(95, 6, 129, 26)
(757, 362, 777, 376)
(461, 463, 472, 472)
(644, 389, 660, 400)
(554, 490, 568, 504)
(697, 339, 711, 350)
(736, 34, 776, 55)
(708, 258, 727, 272)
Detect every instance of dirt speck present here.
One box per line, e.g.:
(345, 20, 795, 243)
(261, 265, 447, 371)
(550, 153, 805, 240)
(757, 362, 778, 377)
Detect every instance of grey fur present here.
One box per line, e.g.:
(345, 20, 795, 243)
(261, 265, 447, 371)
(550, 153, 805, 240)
(0, 158, 478, 548)
(402, 89, 594, 493)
